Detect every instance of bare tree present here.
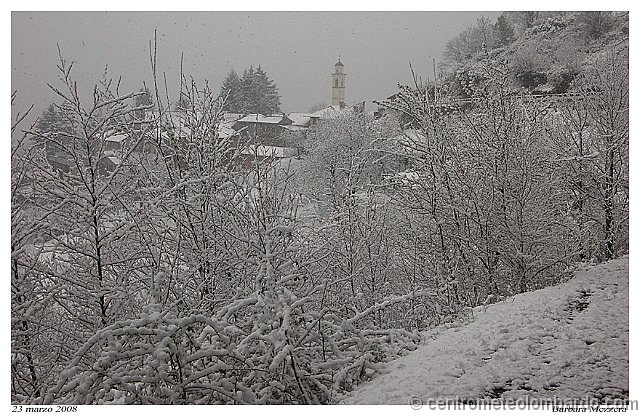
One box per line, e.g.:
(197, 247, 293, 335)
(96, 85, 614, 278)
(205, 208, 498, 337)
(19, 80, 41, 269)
(18, 53, 156, 388)
(556, 48, 629, 260)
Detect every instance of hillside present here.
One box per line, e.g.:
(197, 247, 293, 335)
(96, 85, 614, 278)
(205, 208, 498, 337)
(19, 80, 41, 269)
(344, 257, 629, 405)
(442, 11, 629, 97)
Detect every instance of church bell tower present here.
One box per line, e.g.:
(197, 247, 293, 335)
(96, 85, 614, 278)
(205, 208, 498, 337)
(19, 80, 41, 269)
(331, 58, 346, 107)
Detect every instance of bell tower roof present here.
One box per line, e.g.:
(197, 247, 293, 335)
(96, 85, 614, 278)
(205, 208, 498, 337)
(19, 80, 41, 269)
(335, 58, 344, 67)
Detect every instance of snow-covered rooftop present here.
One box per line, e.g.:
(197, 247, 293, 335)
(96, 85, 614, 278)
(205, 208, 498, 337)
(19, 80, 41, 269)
(240, 145, 298, 158)
(105, 134, 127, 143)
(222, 112, 245, 122)
(282, 125, 307, 132)
(286, 112, 312, 127)
(218, 125, 240, 139)
(106, 156, 121, 165)
(236, 114, 290, 124)
(307, 105, 344, 119)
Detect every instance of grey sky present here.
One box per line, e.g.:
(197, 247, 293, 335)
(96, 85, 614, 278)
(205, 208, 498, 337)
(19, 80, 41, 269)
(12, 11, 501, 118)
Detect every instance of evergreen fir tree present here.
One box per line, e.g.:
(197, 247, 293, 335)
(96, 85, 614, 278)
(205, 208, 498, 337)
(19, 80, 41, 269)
(35, 103, 72, 135)
(219, 65, 281, 115)
(133, 86, 153, 121)
(240, 66, 258, 113)
(494, 15, 516, 47)
(174, 94, 191, 112)
(254, 65, 281, 114)
(35, 102, 75, 160)
(134, 86, 153, 108)
(219, 69, 243, 112)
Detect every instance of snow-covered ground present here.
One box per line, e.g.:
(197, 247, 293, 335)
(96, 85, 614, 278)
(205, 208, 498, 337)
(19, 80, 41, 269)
(344, 257, 629, 404)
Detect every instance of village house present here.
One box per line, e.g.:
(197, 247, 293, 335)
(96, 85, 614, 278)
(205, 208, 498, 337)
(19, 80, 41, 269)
(231, 113, 294, 145)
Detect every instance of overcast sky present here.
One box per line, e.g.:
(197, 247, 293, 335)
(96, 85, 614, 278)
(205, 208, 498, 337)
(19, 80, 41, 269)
(12, 11, 502, 118)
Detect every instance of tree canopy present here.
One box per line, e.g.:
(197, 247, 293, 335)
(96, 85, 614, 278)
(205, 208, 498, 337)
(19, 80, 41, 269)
(220, 65, 281, 114)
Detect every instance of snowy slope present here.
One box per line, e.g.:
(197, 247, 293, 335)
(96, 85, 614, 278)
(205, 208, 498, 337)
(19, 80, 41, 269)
(344, 257, 629, 404)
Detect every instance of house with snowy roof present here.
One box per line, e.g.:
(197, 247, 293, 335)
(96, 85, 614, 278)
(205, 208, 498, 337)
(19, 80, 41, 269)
(104, 133, 127, 152)
(231, 113, 295, 148)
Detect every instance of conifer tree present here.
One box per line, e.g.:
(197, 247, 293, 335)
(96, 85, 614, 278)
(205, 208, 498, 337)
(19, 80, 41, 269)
(240, 66, 258, 113)
(220, 65, 281, 114)
(494, 14, 515, 47)
(253, 65, 281, 114)
(219, 69, 243, 112)
(134, 86, 153, 108)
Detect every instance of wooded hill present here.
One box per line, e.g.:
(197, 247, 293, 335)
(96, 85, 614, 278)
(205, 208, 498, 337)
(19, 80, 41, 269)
(439, 12, 629, 97)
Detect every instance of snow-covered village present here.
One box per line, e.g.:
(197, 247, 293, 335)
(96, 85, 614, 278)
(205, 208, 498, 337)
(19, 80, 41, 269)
(10, 10, 629, 410)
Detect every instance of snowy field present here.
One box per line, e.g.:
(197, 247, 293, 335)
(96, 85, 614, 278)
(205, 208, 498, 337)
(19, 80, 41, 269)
(344, 257, 629, 404)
